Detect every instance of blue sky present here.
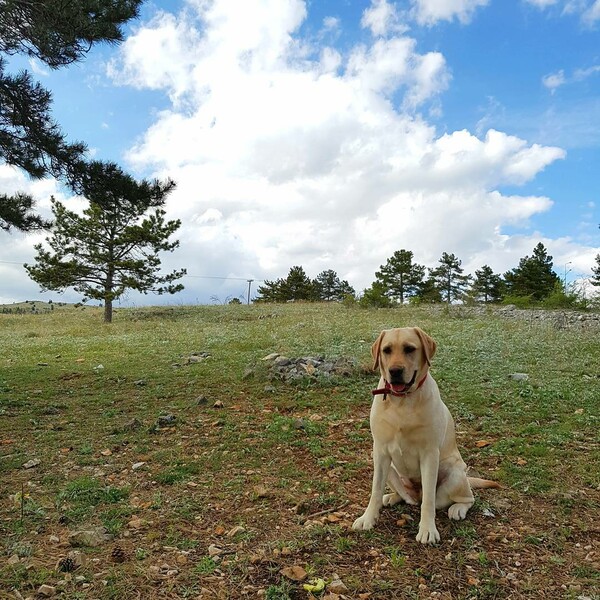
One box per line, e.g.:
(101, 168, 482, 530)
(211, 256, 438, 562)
(1, 0, 599, 305)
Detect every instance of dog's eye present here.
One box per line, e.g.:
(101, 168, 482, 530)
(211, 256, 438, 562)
(404, 345, 416, 354)
(382, 346, 392, 354)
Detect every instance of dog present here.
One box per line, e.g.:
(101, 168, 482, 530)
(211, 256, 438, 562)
(352, 327, 499, 544)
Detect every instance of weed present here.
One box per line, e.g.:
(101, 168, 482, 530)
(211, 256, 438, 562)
(265, 581, 293, 600)
(193, 556, 218, 575)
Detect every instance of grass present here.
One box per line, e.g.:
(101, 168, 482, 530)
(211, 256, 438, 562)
(0, 302, 599, 599)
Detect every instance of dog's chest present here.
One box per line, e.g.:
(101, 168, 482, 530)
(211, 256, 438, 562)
(370, 399, 425, 443)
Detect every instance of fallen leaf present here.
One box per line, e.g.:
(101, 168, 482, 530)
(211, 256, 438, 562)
(100, 449, 112, 456)
(280, 565, 307, 581)
(516, 458, 528, 466)
(0, 439, 14, 445)
(475, 440, 492, 448)
(303, 578, 325, 592)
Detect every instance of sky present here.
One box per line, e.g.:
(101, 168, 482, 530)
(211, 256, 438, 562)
(1, 0, 600, 306)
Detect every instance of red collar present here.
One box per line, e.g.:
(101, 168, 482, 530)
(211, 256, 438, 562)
(372, 373, 428, 400)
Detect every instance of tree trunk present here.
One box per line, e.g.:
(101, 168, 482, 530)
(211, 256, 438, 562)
(104, 298, 113, 323)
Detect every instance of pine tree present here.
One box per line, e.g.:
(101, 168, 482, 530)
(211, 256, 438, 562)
(314, 269, 355, 301)
(429, 252, 471, 305)
(0, 0, 143, 231)
(374, 249, 425, 303)
(470, 265, 504, 303)
(504, 243, 560, 301)
(256, 266, 317, 302)
(24, 162, 185, 323)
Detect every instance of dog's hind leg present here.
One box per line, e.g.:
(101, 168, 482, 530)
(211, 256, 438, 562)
(384, 465, 420, 506)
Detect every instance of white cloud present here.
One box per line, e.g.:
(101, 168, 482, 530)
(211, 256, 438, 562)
(542, 69, 566, 92)
(543, 64, 600, 93)
(532, 0, 600, 24)
(361, 0, 407, 36)
(524, 0, 559, 7)
(582, 0, 600, 24)
(411, 0, 489, 25)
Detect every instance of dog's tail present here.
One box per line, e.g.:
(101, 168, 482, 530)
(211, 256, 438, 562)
(468, 477, 501, 489)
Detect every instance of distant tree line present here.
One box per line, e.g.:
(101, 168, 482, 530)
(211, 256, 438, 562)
(256, 243, 600, 308)
(256, 267, 355, 303)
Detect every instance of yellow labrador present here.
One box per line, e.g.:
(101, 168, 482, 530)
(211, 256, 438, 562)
(352, 327, 499, 544)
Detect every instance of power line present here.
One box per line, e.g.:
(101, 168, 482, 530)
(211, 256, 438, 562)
(0, 260, 264, 285)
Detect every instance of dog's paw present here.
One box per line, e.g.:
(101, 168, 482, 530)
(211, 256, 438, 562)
(415, 523, 440, 545)
(352, 513, 377, 531)
(448, 502, 470, 521)
(382, 493, 401, 507)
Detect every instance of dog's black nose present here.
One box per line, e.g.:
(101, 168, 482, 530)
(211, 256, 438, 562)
(388, 367, 404, 383)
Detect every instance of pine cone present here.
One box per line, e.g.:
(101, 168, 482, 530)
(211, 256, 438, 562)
(111, 545, 127, 563)
(56, 556, 77, 572)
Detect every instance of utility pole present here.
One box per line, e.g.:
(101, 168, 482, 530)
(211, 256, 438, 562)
(246, 279, 254, 305)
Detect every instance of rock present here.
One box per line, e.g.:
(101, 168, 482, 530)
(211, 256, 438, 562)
(69, 527, 112, 547)
(37, 585, 56, 596)
(262, 353, 280, 361)
(327, 577, 349, 593)
(157, 414, 176, 426)
(122, 418, 142, 431)
(22, 458, 40, 469)
(226, 525, 246, 537)
(133, 379, 147, 386)
(509, 373, 529, 381)
(242, 368, 255, 380)
(196, 395, 209, 405)
(208, 544, 223, 556)
(132, 461, 146, 471)
(274, 356, 291, 366)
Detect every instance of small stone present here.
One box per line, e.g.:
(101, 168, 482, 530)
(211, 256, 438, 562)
(133, 379, 147, 386)
(208, 544, 223, 557)
(37, 585, 56, 597)
(509, 373, 529, 381)
(157, 414, 176, 426)
(49, 535, 60, 544)
(253, 485, 269, 498)
(262, 353, 280, 361)
(196, 395, 209, 405)
(274, 356, 291, 366)
(122, 418, 142, 431)
(132, 462, 146, 471)
(69, 528, 112, 547)
(227, 525, 246, 537)
(22, 458, 40, 469)
(327, 578, 349, 594)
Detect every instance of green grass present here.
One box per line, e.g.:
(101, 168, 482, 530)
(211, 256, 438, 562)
(1, 302, 599, 599)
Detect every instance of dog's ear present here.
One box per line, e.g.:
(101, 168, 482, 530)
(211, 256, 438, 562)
(371, 331, 386, 371)
(414, 327, 436, 366)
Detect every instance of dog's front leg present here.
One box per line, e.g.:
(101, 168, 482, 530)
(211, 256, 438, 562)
(352, 444, 391, 531)
(416, 449, 440, 544)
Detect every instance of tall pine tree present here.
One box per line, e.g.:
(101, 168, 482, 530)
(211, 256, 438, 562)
(504, 243, 560, 301)
(430, 252, 471, 305)
(374, 249, 425, 303)
(24, 162, 185, 323)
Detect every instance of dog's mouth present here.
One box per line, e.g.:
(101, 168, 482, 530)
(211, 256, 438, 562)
(387, 370, 417, 395)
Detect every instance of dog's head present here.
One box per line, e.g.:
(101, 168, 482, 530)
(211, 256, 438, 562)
(371, 327, 436, 394)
